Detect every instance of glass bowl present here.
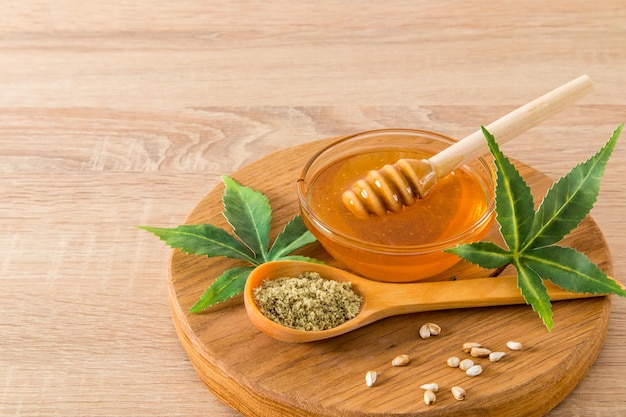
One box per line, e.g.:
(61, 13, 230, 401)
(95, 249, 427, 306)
(297, 128, 496, 282)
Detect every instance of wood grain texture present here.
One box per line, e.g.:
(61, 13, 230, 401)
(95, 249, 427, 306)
(169, 137, 613, 417)
(0, 1, 625, 109)
(1, 1, 626, 416)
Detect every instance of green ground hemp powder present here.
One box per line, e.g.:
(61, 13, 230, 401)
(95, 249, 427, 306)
(253, 272, 363, 331)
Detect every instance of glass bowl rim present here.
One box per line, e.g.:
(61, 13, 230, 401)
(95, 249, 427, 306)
(296, 128, 496, 254)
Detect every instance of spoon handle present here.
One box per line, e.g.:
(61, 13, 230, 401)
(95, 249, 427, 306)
(428, 75, 594, 179)
(361, 275, 603, 323)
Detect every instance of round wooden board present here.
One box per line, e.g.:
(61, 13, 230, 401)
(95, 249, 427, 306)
(168, 136, 613, 417)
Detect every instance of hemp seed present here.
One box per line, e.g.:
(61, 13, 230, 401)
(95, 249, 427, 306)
(447, 356, 460, 368)
(391, 354, 410, 367)
(459, 358, 475, 371)
(419, 322, 441, 339)
(425, 322, 441, 336)
(507, 341, 523, 350)
(451, 386, 466, 401)
(466, 364, 483, 377)
(470, 347, 492, 358)
(419, 383, 439, 392)
(463, 342, 482, 353)
(365, 370, 377, 387)
(424, 390, 437, 405)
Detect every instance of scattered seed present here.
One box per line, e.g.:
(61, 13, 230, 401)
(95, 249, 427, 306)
(424, 389, 437, 405)
(391, 354, 410, 367)
(489, 351, 506, 362)
(507, 341, 523, 350)
(459, 358, 475, 371)
(419, 324, 431, 339)
(463, 342, 482, 353)
(466, 364, 483, 377)
(420, 383, 439, 392)
(447, 356, 460, 368)
(470, 347, 492, 358)
(426, 322, 441, 336)
(451, 386, 466, 401)
(365, 370, 377, 387)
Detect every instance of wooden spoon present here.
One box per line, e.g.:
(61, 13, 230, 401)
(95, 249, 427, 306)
(243, 260, 604, 343)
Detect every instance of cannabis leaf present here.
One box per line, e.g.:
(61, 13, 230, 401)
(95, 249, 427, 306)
(446, 123, 626, 330)
(139, 176, 320, 313)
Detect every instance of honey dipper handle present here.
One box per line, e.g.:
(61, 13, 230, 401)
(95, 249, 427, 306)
(429, 75, 594, 178)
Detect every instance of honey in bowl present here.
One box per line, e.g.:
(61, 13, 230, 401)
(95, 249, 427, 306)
(297, 129, 495, 282)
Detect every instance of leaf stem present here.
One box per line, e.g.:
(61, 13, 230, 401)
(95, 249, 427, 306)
(489, 264, 510, 277)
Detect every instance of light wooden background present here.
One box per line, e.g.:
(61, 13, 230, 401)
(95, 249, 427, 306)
(1, 1, 625, 416)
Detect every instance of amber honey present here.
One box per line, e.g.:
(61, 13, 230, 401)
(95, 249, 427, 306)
(298, 129, 495, 282)
(306, 150, 490, 246)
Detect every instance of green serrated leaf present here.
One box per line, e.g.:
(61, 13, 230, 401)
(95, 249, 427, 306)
(268, 215, 317, 260)
(523, 123, 622, 249)
(140, 176, 321, 314)
(137, 224, 255, 263)
(275, 255, 326, 263)
(189, 266, 254, 313)
(450, 124, 625, 331)
(482, 127, 535, 252)
(523, 246, 626, 295)
(222, 176, 272, 261)
(515, 262, 554, 331)
(445, 241, 512, 268)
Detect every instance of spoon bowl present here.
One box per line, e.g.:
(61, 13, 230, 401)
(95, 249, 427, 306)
(244, 260, 602, 343)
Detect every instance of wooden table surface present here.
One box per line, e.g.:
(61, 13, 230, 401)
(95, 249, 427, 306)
(1, 1, 625, 416)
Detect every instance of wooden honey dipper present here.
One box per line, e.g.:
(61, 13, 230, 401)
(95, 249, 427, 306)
(342, 75, 594, 219)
